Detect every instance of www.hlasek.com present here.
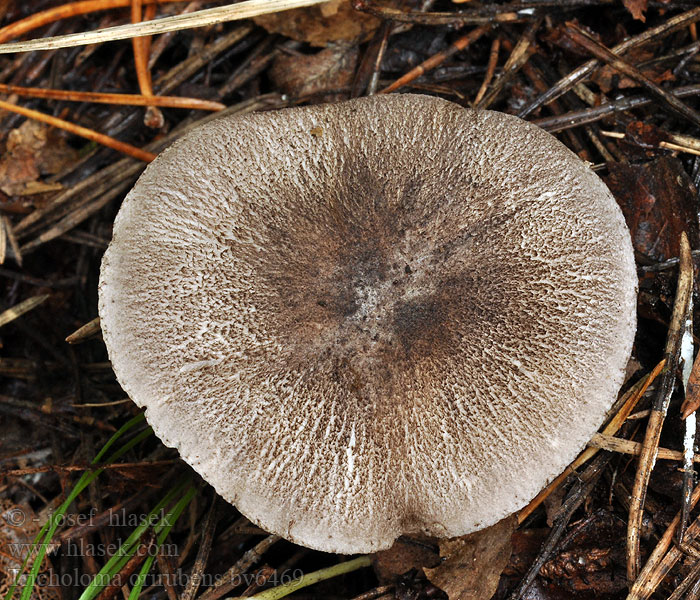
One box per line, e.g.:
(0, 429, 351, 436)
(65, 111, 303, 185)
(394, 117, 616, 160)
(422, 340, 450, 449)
(5, 539, 179, 559)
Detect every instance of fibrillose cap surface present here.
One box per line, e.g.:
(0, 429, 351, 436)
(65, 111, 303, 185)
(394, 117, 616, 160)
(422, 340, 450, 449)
(99, 94, 637, 554)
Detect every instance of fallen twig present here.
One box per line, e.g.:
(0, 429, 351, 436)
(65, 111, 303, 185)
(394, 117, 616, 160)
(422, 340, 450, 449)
(628, 482, 700, 600)
(518, 7, 700, 118)
(627, 233, 693, 583)
(0, 98, 156, 162)
(564, 23, 700, 129)
(379, 26, 488, 94)
(0, 83, 224, 110)
(0, 0, 327, 54)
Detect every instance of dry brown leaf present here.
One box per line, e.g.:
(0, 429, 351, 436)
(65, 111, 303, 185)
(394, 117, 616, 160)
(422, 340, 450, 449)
(253, 0, 385, 46)
(591, 48, 674, 93)
(594, 65, 673, 92)
(0, 120, 77, 196)
(623, 0, 647, 21)
(424, 515, 516, 600)
(542, 483, 566, 528)
(605, 157, 699, 263)
(269, 44, 358, 97)
(372, 536, 440, 583)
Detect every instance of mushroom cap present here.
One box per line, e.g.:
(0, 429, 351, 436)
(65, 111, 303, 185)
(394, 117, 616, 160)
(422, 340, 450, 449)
(99, 94, 637, 554)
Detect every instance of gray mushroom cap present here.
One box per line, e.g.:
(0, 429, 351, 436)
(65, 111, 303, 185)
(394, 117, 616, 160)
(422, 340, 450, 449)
(98, 94, 637, 554)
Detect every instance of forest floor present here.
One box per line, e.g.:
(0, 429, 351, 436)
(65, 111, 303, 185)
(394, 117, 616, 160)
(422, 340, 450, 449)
(1, 1, 700, 600)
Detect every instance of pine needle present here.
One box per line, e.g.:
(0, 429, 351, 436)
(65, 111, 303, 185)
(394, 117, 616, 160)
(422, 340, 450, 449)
(0, 0, 328, 54)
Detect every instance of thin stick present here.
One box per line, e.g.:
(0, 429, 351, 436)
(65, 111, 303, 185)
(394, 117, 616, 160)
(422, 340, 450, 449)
(1, 460, 175, 476)
(354, 1, 521, 25)
(132, 0, 154, 97)
(600, 129, 700, 157)
(355, 0, 615, 25)
(379, 26, 488, 94)
(564, 23, 700, 129)
(132, 0, 163, 127)
(0, 83, 224, 110)
(661, 140, 700, 156)
(0, 215, 6, 266)
(688, 574, 700, 600)
(0, 0, 185, 45)
(0, 98, 155, 162)
(627, 233, 693, 583)
(534, 84, 700, 133)
(73, 398, 132, 407)
(474, 36, 500, 106)
(0, 0, 327, 54)
(198, 535, 282, 600)
(588, 433, 700, 462)
(181, 497, 218, 600)
(65, 317, 101, 344)
(2, 216, 21, 267)
(628, 483, 700, 600)
(475, 19, 540, 109)
(366, 23, 391, 96)
(0, 294, 50, 328)
(667, 560, 700, 600)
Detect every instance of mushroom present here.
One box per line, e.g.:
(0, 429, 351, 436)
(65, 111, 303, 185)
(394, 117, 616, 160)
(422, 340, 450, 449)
(98, 94, 637, 554)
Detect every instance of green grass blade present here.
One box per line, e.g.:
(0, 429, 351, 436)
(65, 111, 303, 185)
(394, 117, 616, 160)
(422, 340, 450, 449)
(248, 556, 371, 600)
(93, 413, 146, 464)
(76, 481, 189, 600)
(5, 413, 150, 600)
(128, 486, 197, 600)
